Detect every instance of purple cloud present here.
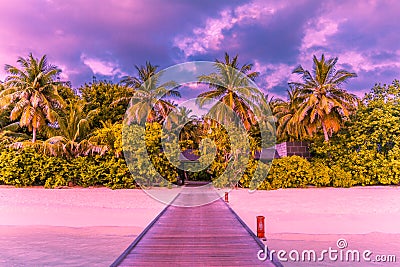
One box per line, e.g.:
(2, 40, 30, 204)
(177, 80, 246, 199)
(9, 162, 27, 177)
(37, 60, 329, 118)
(0, 0, 399, 98)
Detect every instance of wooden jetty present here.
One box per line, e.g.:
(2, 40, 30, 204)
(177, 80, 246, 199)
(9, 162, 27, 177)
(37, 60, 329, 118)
(111, 186, 281, 266)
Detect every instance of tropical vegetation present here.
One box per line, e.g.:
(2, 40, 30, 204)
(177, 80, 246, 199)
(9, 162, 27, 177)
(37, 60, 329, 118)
(0, 53, 399, 189)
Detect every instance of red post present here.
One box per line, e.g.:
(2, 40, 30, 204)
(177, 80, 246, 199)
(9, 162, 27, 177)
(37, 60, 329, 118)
(257, 216, 265, 239)
(224, 192, 229, 203)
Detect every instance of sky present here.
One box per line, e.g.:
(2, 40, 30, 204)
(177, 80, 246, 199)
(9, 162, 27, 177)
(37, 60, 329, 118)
(0, 0, 399, 99)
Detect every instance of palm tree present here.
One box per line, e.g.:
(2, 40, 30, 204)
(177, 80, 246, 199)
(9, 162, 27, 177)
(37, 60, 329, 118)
(0, 53, 65, 142)
(0, 122, 30, 144)
(264, 94, 277, 110)
(114, 62, 181, 124)
(289, 54, 358, 142)
(173, 107, 200, 148)
(120, 61, 158, 88)
(124, 69, 180, 124)
(89, 121, 123, 158)
(216, 53, 259, 81)
(175, 106, 197, 121)
(114, 62, 159, 106)
(197, 53, 264, 130)
(48, 101, 101, 157)
(273, 87, 308, 141)
(0, 83, 8, 128)
(11, 101, 103, 158)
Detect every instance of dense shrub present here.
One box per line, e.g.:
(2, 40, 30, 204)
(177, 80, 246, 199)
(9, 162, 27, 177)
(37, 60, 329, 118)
(237, 156, 356, 189)
(311, 81, 400, 187)
(0, 146, 393, 189)
(0, 148, 45, 186)
(309, 160, 332, 187)
(330, 165, 354, 188)
(239, 159, 265, 188)
(122, 123, 179, 187)
(0, 148, 135, 189)
(80, 81, 130, 128)
(239, 156, 321, 189)
(266, 156, 312, 189)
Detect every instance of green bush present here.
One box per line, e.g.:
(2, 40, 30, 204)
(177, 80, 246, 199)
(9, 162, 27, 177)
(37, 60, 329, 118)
(330, 165, 354, 187)
(239, 159, 266, 188)
(234, 156, 313, 190)
(122, 123, 179, 187)
(310, 81, 400, 187)
(266, 156, 312, 189)
(1, 144, 396, 190)
(0, 148, 136, 189)
(310, 160, 332, 187)
(0, 148, 45, 186)
(241, 156, 355, 189)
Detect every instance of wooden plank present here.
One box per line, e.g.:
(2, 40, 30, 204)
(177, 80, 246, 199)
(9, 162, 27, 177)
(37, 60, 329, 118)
(111, 188, 282, 266)
(109, 193, 181, 267)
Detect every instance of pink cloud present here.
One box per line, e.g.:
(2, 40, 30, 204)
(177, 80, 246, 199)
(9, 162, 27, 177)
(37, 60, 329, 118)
(184, 82, 207, 90)
(298, 1, 400, 72)
(80, 54, 125, 77)
(173, 0, 287, 58)
(339, 51, 400, 73)
(253, 61, 294, 91)
(174, 10, 234, 57)
(1, 0, 399, 96)
(300, 18, 341, 51)
(0, 0, 178, 84)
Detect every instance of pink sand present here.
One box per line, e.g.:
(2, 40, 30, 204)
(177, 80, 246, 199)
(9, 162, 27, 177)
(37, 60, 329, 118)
(0, 187, 166, 266)
(228, 186, 400, 266)
(228, 186, 400, 235)
(1, 186, 399, 266)
(0, 187, 166, 228)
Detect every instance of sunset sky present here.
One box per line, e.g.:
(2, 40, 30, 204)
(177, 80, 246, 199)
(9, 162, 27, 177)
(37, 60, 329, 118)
(0, 0, 399, 98)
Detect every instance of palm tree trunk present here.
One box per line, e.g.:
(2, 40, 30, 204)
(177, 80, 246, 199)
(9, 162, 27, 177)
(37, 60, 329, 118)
(321, 121, 329, 142)
(32, 127, 37, 143)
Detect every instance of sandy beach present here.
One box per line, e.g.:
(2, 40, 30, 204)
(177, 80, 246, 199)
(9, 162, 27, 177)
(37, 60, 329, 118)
(229, 187, 400, 266)
(0, 187, 165, 266)
(1, 186, 399, 266)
